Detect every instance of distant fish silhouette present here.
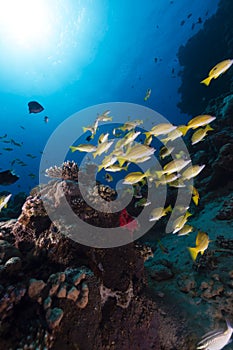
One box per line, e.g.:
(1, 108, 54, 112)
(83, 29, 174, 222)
(44, 116, 49, 123)
(0, 170, 19, 185)
(28, 101, 44, 114)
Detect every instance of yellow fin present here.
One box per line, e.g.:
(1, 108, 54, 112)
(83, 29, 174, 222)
(69, 146, 77, 153)
(188, 247, 198, 261)
(165, 204, 172, 213)
(117, 157, 126, 167)
(177, 125, 188, 136)
(144, 132, 151, 139)
(192, 194, 199, 206)
(200, 76, 212, 86)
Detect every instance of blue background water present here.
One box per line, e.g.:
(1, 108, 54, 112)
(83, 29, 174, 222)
(0, 0, 219, 195)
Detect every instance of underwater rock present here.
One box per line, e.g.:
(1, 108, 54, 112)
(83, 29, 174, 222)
(0, 160, 162, 349)
(0, 239, 21, 263)
(176, 273, 197, 293)
(28, 278, 46, 299)
(46, 307, 64, 329)
(4, 256, 22, 274)
(216, 235, 233, 249)
(0, 284, 26, 320)
(149, 260, 174, 282)
(216, 196, 233, 220)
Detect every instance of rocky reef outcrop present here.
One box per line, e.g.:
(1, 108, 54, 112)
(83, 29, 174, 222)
(177, 0, 233, 116)
(0, 161, 167, 350)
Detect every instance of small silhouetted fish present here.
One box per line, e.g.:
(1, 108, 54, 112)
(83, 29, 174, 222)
(20, 126, 25, 130)
(44, 116, 49, 123)
(187, 13, 192, 18)
(154, 57, 158, 63)
(2, 140, 11, 143)
(26, 153, 37, 158)
(3, 147, 13, 151)
(172, 68, 175, 74)
(0, 170, 19, 185)
(11, 139, 22, 147)
(180, 20, 185, 26)
(197, 17, 202, 23)
(28, 101, 44, 114)
(0, 134, 7, 139)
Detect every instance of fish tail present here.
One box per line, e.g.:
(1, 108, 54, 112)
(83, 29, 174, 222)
(117, 157, 126, 167)
(82, 127, 88, 132)
(165, 204, 172, 213)
(69, 146, 77, 153)
(177, 125, 188, 136)
(144, 132, 151, 139)
(206, 125, 214, 132)
(192, 195, 199, 206)
(188, 247, 198, 261)
(160, 137, 168, 145)
(155, 170, 164, 179)
(200, 76, 212, 86)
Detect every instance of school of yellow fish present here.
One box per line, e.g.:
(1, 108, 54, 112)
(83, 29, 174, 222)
(68, 58, 233, 264)
(68, 109, 218, 260)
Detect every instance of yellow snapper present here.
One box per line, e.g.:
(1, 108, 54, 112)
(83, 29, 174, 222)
(149, 204, 172, 222)
(96, 110, 112, 122)
(93, 140, 114, 158)
(135, 198, 151, 208)
(168, 179, 186, 188)
(0, 193, 12, 212)
(172, 211, 192, 234)
(191, 125, 214, 145)
(181, 164, 205, 180)
(69, 144, 97, 153)
(159, 145, 175, 159)
(83, 119, 99, 136)
(191, 186, 200, 206)
(144, 88, 151, 101)
(188, 231, 210, 261)
(160, 128, 183, 144)
(177, 224, 193, 236)
(118, 119, 143, 131)
(200, 59, 233, 86)
(98, 133, 109, 144)
(178, 115, 216, 136)
(163, 159, 191, 175)
(115, 130, 141, 149)
(144, 123, 177, 138)
(123, 170, 150, 185)
(117, 144, 155, 166)
(144, 134, 153, 146)
(98, 154, 117, 172)
(196, 319, 233, 350)
(105, 164, 128, 172)
(155, 173, 181, 187)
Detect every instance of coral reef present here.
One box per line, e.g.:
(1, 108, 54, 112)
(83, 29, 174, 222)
(0, 160, 163, 350)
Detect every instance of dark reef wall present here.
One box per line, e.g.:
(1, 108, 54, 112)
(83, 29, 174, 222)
(177, 0, 233, 116)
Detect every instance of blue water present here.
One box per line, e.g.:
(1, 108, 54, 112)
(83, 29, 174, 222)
(0, 0, 219, 195)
